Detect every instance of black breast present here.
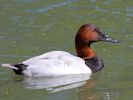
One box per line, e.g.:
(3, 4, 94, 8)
(85, 56, 104, 73)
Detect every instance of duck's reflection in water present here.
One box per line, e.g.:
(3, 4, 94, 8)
(23, 74, 91, 93)
(23, 74, 109, 100)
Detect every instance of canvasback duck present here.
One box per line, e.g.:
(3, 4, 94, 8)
(1, 24, 120, 77)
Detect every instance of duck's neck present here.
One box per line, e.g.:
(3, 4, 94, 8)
(75, 40, 104, 73)
(75, 41, 96, 59)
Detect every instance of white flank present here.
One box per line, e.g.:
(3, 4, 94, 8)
(22, 51, 92, 77)
(1, 51, 92, 77)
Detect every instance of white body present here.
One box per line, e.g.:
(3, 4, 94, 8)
(2, 51, 92, 77)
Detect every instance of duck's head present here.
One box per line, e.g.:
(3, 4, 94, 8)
(75, 24, 120, 58)
(76, 24, 120, 45)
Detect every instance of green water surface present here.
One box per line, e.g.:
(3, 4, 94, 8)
(0, 0, 133, 100)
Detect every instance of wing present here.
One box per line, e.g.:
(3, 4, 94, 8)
(22, 51, 72, 65)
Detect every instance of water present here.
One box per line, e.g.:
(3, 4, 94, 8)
(0, 0, 133, 100)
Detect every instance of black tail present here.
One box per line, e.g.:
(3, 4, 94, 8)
(1, 63, 28, 75)
(12, 64, 28, 75)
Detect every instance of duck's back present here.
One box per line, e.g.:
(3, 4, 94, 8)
(22, 51, 92, 77)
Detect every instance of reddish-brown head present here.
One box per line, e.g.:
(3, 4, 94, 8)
(75, 24, 120, 59)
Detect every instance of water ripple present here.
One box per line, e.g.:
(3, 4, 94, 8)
(21, 0, 37, 2)
(127, 14, 133, 17)
(95, 6, 109, 12)
(0, 54, 31, 58)
(126, 6, 133, 12)
(25, 0, 79, 13)
(103, 1, 112, 5)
